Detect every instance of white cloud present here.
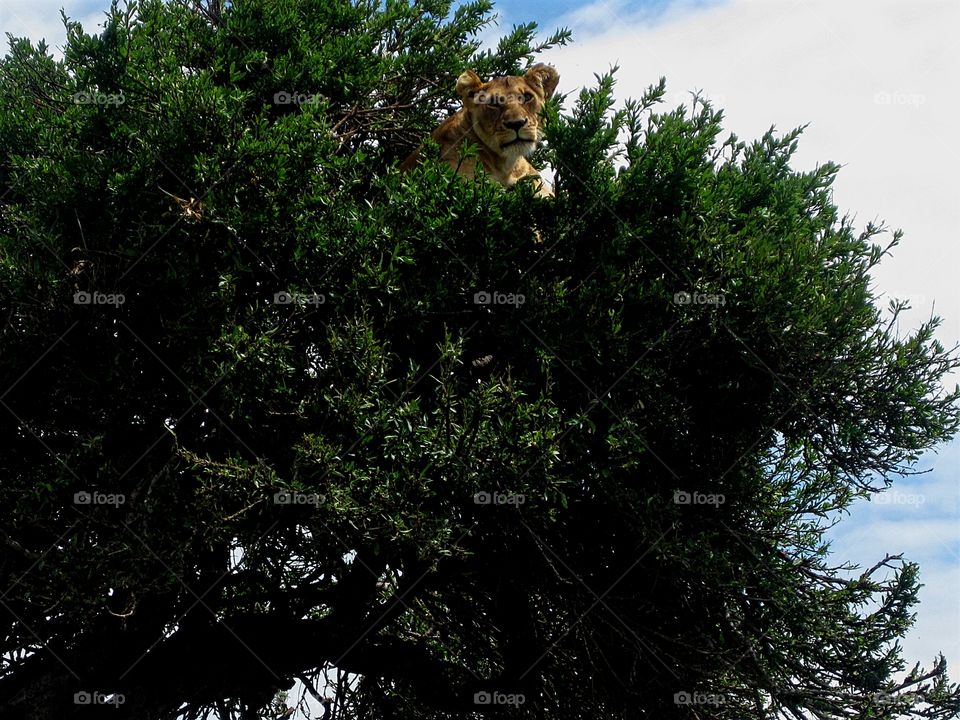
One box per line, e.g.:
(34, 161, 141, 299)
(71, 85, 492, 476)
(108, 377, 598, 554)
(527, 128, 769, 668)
(819, 435, 960, 665)
(558, 0, 722, 33)
(832, 513, 960, 667)
(537, 0, 960, 382)
(1, 1, 111, 59)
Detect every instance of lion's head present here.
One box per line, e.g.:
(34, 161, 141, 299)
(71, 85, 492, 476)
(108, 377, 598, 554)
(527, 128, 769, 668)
(399, 63, 559, 196)
(454, 63, 560, 163)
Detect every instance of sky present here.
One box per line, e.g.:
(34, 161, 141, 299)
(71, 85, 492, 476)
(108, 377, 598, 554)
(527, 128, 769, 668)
(1, 0, 959, 709)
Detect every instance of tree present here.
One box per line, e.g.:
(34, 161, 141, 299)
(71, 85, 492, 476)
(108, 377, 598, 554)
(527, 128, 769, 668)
(1, 0, 958, 718)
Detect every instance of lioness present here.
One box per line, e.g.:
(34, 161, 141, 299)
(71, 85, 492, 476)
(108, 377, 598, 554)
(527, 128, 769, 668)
(400, 64, 559, 197)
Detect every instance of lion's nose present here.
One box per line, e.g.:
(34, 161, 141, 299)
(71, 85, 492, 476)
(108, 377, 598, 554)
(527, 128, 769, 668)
(504, 118, 527, 131)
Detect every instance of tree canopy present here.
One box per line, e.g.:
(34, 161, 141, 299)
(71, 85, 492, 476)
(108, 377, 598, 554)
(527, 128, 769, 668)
(1, 1, 959, 718)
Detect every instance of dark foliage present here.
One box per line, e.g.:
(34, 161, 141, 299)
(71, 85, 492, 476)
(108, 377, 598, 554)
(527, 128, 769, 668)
(1, 1, 958, 718)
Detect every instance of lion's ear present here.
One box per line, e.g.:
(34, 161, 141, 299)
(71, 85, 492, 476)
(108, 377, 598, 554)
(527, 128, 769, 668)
(455, 70, 484, 102)
(524, 63, 559, 100)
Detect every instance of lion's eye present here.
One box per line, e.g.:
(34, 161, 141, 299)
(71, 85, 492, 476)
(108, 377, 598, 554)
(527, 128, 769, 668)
(521, 92, 533, 103)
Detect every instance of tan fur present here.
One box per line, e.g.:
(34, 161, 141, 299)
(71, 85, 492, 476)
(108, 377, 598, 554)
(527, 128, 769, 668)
(400, 64, 559, 197)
